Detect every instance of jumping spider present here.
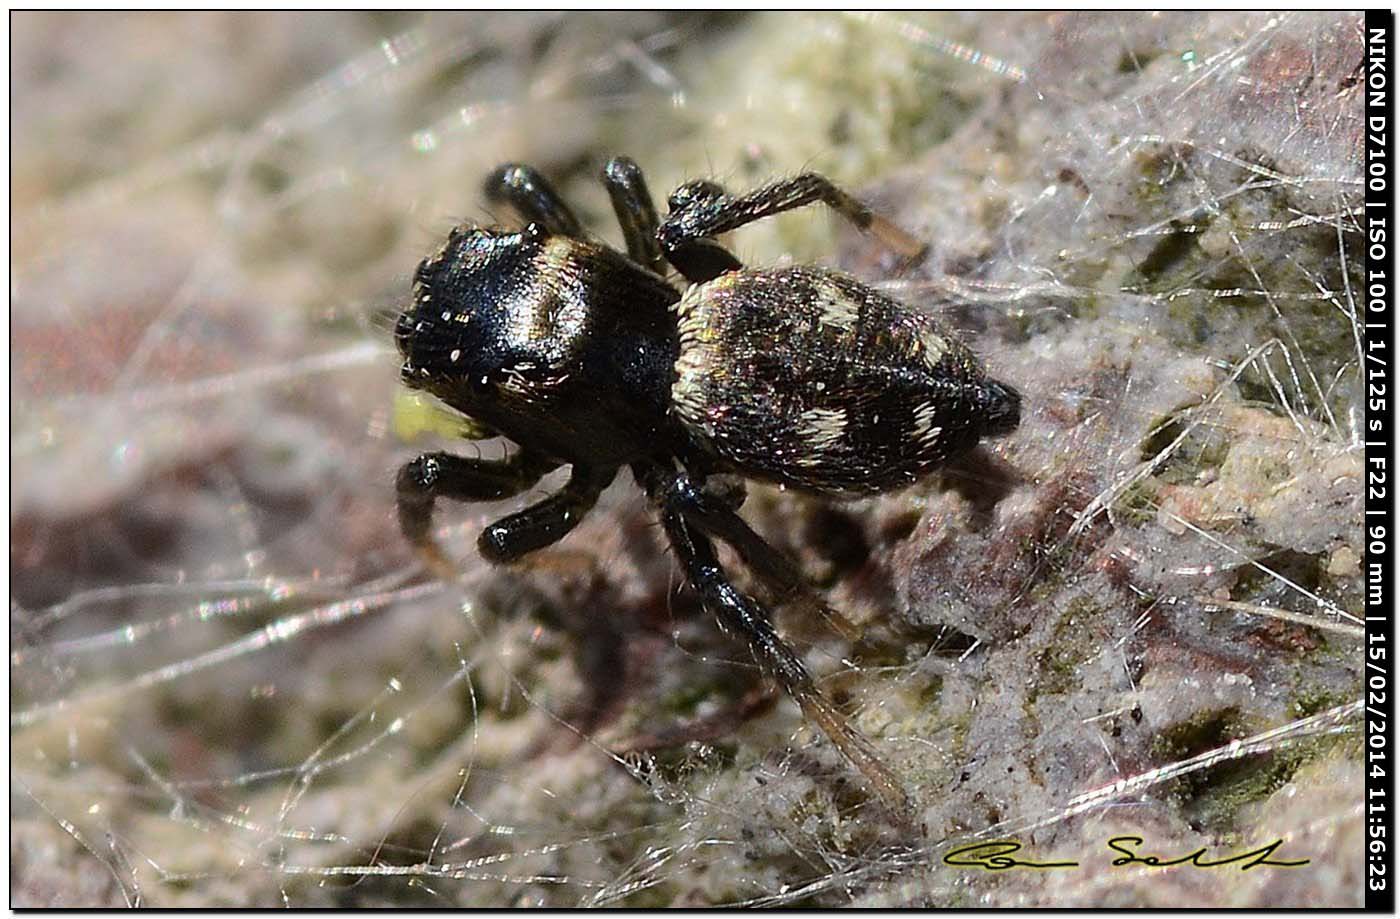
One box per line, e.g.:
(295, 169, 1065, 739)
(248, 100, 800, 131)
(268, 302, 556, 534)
(394, 157, 1021, 812)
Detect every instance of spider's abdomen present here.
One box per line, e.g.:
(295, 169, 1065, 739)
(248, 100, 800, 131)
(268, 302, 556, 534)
(671, 266, 1019, 494)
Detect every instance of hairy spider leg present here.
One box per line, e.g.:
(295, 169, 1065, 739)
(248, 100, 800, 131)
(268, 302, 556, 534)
(644, 176, 742, 284)
(397, 450, 560, 578)
(658, 171, 927, 284)
(601, 156, 666, 275)
(637, 462, 910, 812)
(477, 464, 617, 563)
(483, 163, 585, 238)
(658, 470, 863, 642)
(653, 470, 805, 594)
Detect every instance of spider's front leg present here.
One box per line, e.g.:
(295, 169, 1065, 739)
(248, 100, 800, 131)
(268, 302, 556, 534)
(600, 156, 665, 275)
(397, 451, 613, 575)
(477, 464, 616, 563)
(397, 450, 559, 578)
(484, 163, 585, 238)
(638, 463, 910, 812)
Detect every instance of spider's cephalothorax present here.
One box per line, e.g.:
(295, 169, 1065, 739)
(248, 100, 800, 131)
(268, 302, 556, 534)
(394, 158, 1021, 812)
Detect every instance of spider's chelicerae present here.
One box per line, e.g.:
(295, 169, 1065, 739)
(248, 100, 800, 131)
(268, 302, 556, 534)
(394, 157, 1020, 812)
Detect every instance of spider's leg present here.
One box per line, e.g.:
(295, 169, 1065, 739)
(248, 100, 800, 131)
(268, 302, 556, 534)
(656, 468, 861, 640)
(659, 172, 926, 266)
(638, 462, 909, 811)
(655, 471, 804, 596)
(483, 163, 584, 237)
(601, 156, 665, 275)
(661, 236, 743, 285)
(641, 178, 742, 284)
(477, 464, 616, 563)
(397, 450, 560, 577)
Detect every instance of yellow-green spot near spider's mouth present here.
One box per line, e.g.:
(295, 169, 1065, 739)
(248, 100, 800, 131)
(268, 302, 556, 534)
(392, 389, 493, 443)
